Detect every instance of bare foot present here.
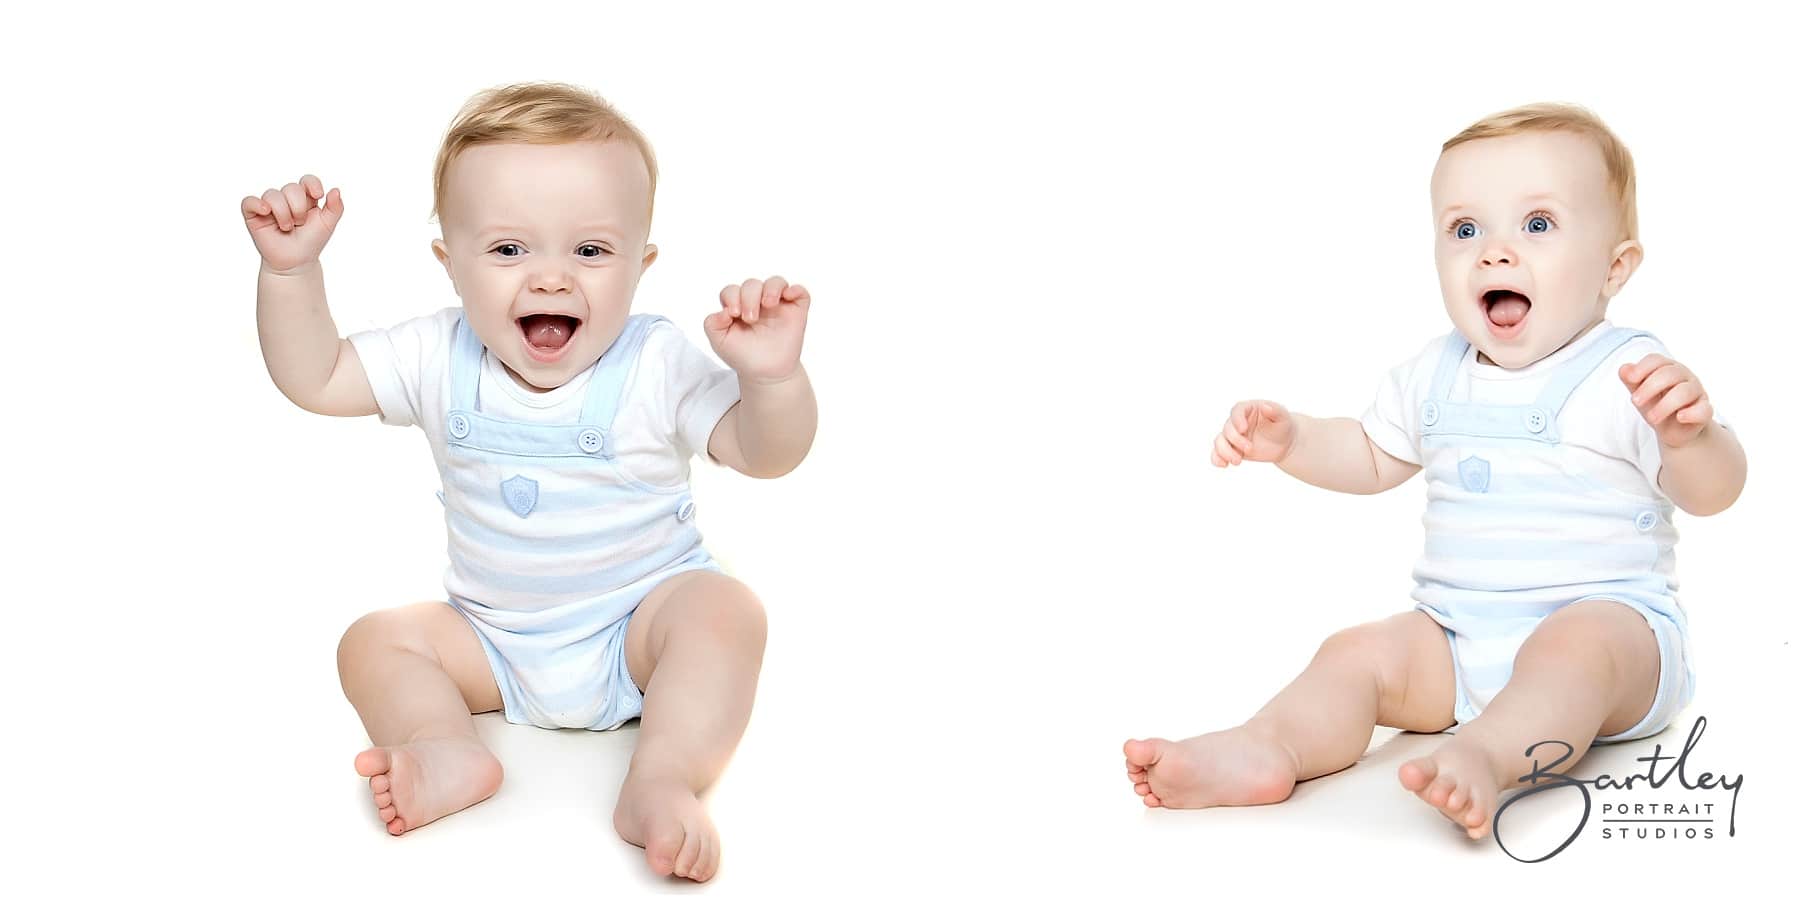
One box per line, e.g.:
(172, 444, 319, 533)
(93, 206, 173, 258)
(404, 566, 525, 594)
(1398, 733, 1510, 839)
(613, 768, 718, 882)
(1123, 727, 1299, 809)
(353, 736, 503, 836)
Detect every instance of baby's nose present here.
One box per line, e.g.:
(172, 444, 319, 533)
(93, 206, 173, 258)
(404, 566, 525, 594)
(1478, 244, 1515, 267)
(530, 266, 574, 292)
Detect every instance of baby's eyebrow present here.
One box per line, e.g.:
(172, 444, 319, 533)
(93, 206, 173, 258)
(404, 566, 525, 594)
(473, 223, 624, 240)
(1436, 192, 1568, 219)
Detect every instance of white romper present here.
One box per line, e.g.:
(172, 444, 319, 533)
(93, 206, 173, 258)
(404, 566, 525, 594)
(350, 309, 739, 730)
(1368, 324, 1695, 742)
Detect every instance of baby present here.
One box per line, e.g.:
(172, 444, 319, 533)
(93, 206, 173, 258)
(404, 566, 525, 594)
(1123, 103, 1747, 840)
(241, 83, 815, 882)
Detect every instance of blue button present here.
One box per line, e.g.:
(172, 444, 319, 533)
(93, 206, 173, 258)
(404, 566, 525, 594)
(677, 499, 696, 522)
(1421, 402, 1440, 427)
(577, 428, 604, 454)
(1525, 409, 1547, 433)
(448, 413, 471, 439)
(1635, 511, 1658, 532)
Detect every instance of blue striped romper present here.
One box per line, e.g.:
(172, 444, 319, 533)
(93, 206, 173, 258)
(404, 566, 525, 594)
(438, 313, 722, 731)
(1411, 325, 1693, 742)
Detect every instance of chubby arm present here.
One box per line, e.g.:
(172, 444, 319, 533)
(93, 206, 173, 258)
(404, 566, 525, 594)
(703, 276, 817, 478)
(1213, 401, 1419, 494)
(1620, 355, 1746, 516)
(257, 261, 378, 417)
(1278, 413, 1421, 494)
(243, 175, 377, 417)
(707, 366, 818, 478)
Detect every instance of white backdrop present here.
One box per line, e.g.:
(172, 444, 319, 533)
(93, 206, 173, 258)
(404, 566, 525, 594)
(5, 0, 1793, 899)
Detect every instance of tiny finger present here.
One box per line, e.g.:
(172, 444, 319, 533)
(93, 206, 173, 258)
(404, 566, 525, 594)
(262, 188, 293, 230)
(280, 181, 311, 222)
(719, 284, 742, 319)
(761, 275, 787, 310)
(1647, 382, 1701, 425)
(302, 174, 324, 200)
(740, 279, 765, 323)
(1675, 396, 1713, 424)
(1224, 419, 1251, 455)
(1216, 434, 1242, 465)
(1630, 365, 1684, 409)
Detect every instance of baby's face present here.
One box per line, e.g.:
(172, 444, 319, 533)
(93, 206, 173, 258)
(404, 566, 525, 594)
(1430, 130, 1637, 368)
(433, 139, 657, 392)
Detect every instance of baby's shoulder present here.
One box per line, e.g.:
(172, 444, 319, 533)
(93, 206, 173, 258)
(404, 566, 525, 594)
(1595, 325, 1672, 373)
(1384, 330, 1465, 385)
(615, 316, 716, 402)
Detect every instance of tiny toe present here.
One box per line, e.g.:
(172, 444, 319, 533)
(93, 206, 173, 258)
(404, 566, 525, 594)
(690, 834, 711, 883)
(355, 747, 391, 777)
(1143, 792, 1163, 808)
(374, 791, 392, 808)
(370, 774, 391, 794)
(387, 816, 405, 835)
(1447, 786, 1466, 811)
(1123, 738, 1161, 768)
(675, 829, 702, 878)
(1398, 758, 1437, 791)
(648, 831, 682, 876)
(1467, 797, 1490, 835)
(379, 805, 396, 822)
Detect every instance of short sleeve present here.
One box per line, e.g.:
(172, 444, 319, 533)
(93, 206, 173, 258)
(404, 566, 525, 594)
(1360, 335, 1445, 466)
(641, 323, 741, 462)
(346, 307, 458, 428)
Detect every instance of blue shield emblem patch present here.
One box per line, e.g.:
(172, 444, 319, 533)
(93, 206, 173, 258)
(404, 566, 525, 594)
(1458, 456, 1491, 494)
(500, 474, 539, 518)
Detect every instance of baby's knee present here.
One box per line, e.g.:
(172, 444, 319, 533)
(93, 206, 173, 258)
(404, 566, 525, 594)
(675, 577, 768, 648)
(336, 608, 426, 670)
(1312, 622, 1392, 666)
(1522, 600, 1657, 682)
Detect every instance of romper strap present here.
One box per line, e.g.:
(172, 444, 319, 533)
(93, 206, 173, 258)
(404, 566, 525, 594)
(578, 314, 668, 429)
(448, 312, 486, 413)
(1532, 327, 1652, 417)
(1425, 332, 1471, 401)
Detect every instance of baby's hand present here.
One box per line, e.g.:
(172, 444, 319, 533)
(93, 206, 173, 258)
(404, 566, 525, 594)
(1213, 400, 1296, 467)
(1620, 354, 1713, 448)
(241, 174, 344, 273)
(704, 276, 811, 383)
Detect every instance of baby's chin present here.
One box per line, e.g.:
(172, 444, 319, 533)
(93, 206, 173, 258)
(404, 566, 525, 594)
(1466, 325, 1585, 370)
(497, 358, 579, 393)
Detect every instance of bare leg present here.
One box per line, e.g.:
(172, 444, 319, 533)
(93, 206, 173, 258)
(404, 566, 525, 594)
(1125, 610, 1455, 808)
(1398, 599, 1661, 839)
(613, 571, 767, 883)
(337, 601, 505, 835)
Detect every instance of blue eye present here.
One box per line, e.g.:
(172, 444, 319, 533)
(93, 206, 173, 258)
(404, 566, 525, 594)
(1452, 221, 1480, 240)
(492, 244, 523, 257)
(1525, 214, 1554, 234)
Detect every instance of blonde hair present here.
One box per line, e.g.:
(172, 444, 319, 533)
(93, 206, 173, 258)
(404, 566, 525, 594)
(432, 81, 659, 225)
(1442, 102, 1638, 244)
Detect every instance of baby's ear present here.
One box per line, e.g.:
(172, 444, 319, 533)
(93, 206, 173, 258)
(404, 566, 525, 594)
(640, 242, 659, 272)
(430, 239, 458, 289)
(1602, 239, 1644, 299)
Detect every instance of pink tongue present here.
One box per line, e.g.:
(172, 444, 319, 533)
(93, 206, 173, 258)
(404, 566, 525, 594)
(523, 316, 573, 349)
(1488, 296, 1529, 327)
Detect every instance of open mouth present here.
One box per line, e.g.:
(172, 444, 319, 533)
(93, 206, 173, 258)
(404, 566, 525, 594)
(1482, 289, 1531, 336)
(518, 314, 581, 361)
